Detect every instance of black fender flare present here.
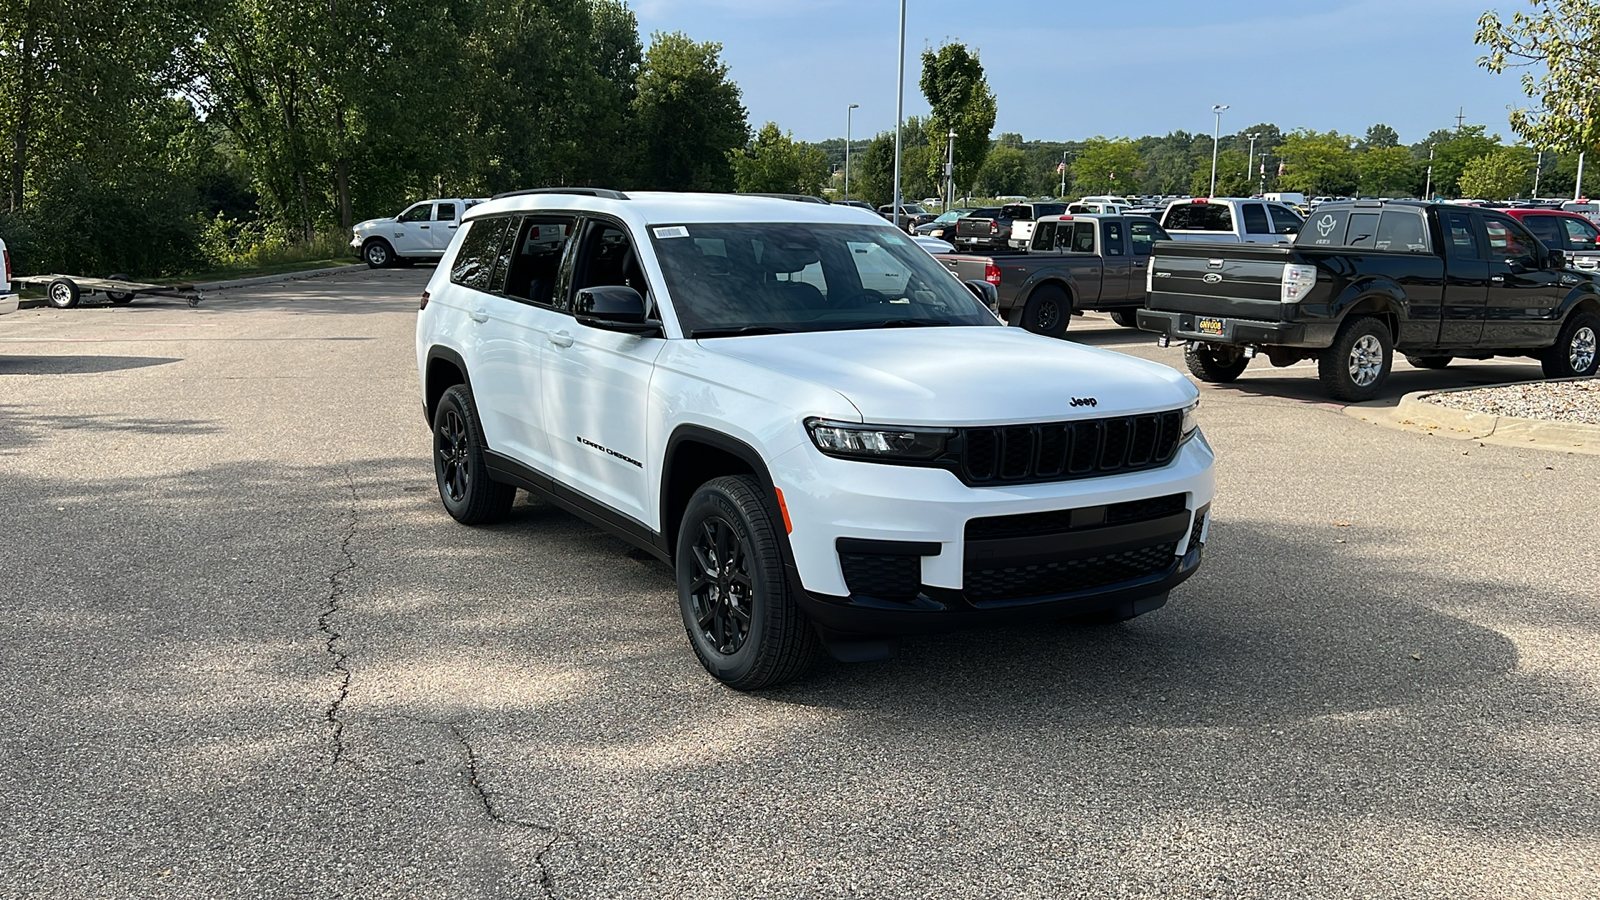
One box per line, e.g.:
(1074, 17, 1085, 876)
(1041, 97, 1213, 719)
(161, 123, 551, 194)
(1555, 282, 1600, 319)
(660, 424, 796, 574)
(423, 345, 472, 423)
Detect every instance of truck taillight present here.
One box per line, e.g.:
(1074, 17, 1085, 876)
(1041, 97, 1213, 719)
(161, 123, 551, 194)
(1281, 263, 1317, 302)
(2, 248, 9, 282)
(989, 221, 998, 234)
(985, 263, 1001, 286)
(1146, 256, 1154, 294)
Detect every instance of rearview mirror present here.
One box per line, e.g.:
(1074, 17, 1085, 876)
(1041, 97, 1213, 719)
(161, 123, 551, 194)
(575, 285, 660, 335)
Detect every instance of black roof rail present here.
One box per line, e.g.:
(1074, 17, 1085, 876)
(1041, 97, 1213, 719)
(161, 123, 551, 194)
(491, 187, 629, 201)
(739, 192, 831, 204)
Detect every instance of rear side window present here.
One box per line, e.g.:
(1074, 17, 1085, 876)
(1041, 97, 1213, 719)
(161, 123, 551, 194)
(1444, 211, 1480, 259)
(1241, 203, 1270, 234)
(502, 216, 576, 305)
(1102, 220, 1125, 256)
(1128, 219, 1167, 254)
(435, 203, 457, 222)
(1345, 212, 1380, 248)
(1562, 215, 1600, 249)
(1031, 222, 1057, 251)
(1164, 202, 1234, 232)
(449, 218, 512, 291)
(1372, 211, 1431, 253)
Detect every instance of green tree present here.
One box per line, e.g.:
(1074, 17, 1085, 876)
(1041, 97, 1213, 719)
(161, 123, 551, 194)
(918, 42, 997, 196)
(1072, 138, 1144, 195)
(1457, 148, 1533, 199)
(1363, 124, 1401, 150)
(1427, 125, 1502, 197)
(1136, 132, 1199, 194)
(977, 146, 1028, 197)
(1478, 2, 1600, 155)
(853, 133, 897, 207)
(632, 31, 748, 191)
(1188, 149, 1250, 197)
(1357, 146, 1420, 196)
(1276, 129, 1359, 195)
(731, 122, 831, 196)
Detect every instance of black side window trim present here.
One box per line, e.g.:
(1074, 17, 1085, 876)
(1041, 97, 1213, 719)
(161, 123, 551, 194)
(485, 213, 581, 309)
(561, 213, 657, 320)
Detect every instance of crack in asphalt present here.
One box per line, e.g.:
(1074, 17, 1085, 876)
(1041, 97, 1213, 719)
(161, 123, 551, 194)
(448, 722, 562, 899)
(318, 473, 358, 767)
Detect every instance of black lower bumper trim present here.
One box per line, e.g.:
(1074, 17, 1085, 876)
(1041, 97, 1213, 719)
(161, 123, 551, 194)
(1138, 309, 1333, 348)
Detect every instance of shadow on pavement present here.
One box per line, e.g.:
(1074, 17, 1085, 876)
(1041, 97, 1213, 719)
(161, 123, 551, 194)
(0, 355, 182, 375)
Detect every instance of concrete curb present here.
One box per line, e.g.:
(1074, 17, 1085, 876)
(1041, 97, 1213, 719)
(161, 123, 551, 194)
(191, 263, 362, 292)
(1346, 382, 1600, 455)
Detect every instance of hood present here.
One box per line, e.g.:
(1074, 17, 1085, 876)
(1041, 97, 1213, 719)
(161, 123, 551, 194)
(699, 326, 1193, 425)
(353, 217, 393, 233)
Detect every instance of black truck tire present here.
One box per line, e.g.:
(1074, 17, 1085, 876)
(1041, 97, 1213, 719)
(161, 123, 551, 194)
(1540, 311, 1599, 378)
(1109, 310, 1138, 328)
(363, 239, 395, 269)
(1318, 316, 1393, 402)
(1404, 355, 1452, 369)
(1020, 286, 1070, 338)
(677, 475, 819, 690)
(1184, 342, 1249, 382)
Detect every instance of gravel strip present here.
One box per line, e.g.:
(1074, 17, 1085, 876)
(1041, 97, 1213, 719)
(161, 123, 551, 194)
(1425, 378, 1600, 425)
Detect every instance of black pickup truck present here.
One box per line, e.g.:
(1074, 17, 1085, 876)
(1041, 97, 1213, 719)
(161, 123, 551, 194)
(938, 214, 1170, 336)
(1137, 200, 1600, 400)
(954, 202, 1067, 251)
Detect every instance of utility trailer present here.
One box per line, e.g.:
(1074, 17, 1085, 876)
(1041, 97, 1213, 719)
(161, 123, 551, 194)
(13, 273, 204, 309)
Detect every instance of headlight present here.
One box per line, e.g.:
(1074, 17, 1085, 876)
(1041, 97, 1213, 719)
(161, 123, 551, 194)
(1181, 400, 1200, 441)
(805, 418, 953, 462)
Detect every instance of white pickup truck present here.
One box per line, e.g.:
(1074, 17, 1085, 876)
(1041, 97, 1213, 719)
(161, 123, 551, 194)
(1159, 197, 1305, 244)
(0, 236, 18, 316)
(351, 198, 486, 268)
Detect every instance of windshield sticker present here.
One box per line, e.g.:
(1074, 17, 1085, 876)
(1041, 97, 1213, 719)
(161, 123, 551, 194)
(653, 226, 690, 239)
(1316, 215, 1337, 238)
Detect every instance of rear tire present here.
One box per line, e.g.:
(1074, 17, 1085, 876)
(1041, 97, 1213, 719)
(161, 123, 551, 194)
(677, 475, 818, 690)
(1404, 355, 1452, 369)
(1109, 310, 1138, 328)
(46, 278, 81, 309)
(1020, 286, 1070, 338)
(105, 273, 134, 305)
(431, 385, 515, 525)
(363, 239, 395, 269)
(1540, 311, 1599, 378)
(1318, 316, 1393, 402)
(1184, 342, 1249, 382)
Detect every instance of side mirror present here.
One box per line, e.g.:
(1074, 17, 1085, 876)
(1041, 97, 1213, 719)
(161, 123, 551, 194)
(575, 285, 660, 335)
(963, 279, 1000, 316)
(1548, 247, 1567, 269)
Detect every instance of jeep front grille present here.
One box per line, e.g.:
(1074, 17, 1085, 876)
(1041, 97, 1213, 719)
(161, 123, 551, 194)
(952, 411, 1183, 486)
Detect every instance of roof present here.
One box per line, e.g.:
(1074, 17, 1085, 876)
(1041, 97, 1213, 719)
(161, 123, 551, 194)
(465, 190, 888, 229)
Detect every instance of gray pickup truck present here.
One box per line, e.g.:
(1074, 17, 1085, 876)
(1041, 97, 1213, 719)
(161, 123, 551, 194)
(936, 214, 1171, 336)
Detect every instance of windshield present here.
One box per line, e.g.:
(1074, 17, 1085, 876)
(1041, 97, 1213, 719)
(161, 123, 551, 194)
(650, 222, 1001, 337)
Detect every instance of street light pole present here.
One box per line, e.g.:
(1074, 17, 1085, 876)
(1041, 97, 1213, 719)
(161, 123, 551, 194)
(1209, 104, 1230, 197)
(891, 0, 907, 230)
(845, 103, 859, 201)
(1533, 149, 1543, 198)
(1423, 147, 1435, 200)
(946, 129, 957, 210)
(1059, 150, 1068, 199)
(1245, 132, 1260, 189)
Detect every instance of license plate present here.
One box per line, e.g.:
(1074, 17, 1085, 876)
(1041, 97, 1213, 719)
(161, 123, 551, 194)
(1197, 317, 1224, 336)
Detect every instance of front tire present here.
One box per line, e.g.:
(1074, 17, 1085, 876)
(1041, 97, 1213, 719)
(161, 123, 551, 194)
(1020, 286, 1070, 338)
(1184, 342, 1249, 382)
(363, 239, 395, 269)
(1541, 311, 1599, 378)
(431, 385, 515, 525)
(1318, 316, 1393, 402)
(676, 475, 818, 690)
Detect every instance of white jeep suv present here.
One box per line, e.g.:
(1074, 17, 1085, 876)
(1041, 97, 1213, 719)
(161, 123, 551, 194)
(416, 189, 1216, 689)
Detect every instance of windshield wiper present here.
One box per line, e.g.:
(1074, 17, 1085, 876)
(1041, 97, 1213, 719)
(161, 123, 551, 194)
(690, 325, 796, 339)
(839, 318, 951, 330)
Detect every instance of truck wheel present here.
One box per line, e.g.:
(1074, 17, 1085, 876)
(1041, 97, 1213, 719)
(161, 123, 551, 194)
(432, 385, 516, 525)
(46, 278, 81, 309)
(1319, 316, 1393, 402)
(363, 239, 395, 269)
(677, 475, 819, 691)
(1021, 286, 1070, 338)
(1540, 311, 1599, 378)
(1184, 342, 1249, 382)
(105, 273, 134, 305)
(1404, 355, 1452, 369)
(1109, 310, 1138, 328)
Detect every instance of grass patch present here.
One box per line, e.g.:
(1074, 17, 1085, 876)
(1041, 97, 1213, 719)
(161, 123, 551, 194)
(154, 257, 360, 286)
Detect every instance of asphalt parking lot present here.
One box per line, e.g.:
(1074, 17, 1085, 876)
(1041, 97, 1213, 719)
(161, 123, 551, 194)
(2, 268, 1597, 899)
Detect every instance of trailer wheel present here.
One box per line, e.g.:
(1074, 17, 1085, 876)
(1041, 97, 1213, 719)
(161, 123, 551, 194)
(47, 278, 81, 309)
(105, 273, 135, 305)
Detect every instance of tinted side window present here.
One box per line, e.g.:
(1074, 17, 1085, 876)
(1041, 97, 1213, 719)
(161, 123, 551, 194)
(398, 204, 430, 223)
(1241, 203, 1271, 234)
(1267, 205, 1303, 234)
(572, 223, 649, 306)
(435, 203, 457, 222)
(1102, 220, 1125, 256)
(1345, 212, 1380, 248)
(1484, 216, 1537, 262)
(1444, 212, 1481, 259)
(1522, 215, 1563, 248)
(449, 218, 511, 291)
(1031, 222, 1056, 251)
(1164, 203, 1233, 231)
(1002, 204, 1032, 221)
(1562, 216, 1600, 249)
(1062, 221, 1097, 253)
(1128, 219, 1166, 254)
(1373, 211, 1430, 253)
(503, 216, 576, 305)
(1298, 209, 1349, 246)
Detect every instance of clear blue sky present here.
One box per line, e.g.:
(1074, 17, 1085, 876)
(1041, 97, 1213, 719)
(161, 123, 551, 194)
(631, 0, 1534, 145)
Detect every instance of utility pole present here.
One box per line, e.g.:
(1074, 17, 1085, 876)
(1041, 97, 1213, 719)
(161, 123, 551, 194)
(1209, 104, 1229, 197)
(1456, 107, 1466, 130)
(1534, 149, 1543, 198)
(1245, 132, 1260, 190)
(1423, 147, 1435, 199)
(1059, 150, 1067, 198)
(891, 0, 906, 230)
(1577, 151, 1587, 201)
(946, 129, 958, 210)
(844, 103, 859, 201)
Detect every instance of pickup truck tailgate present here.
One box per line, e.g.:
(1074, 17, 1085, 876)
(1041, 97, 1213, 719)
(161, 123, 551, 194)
(1147, 241, 1292, 320)
(936, 254, 992, 283)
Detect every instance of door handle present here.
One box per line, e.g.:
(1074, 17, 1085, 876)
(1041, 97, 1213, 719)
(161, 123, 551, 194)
(420, 225, 430, 229)
(1490, 275, 1505, 283)
(468, 308, 489, 323)
(549, 331, 574, 348)
(447, 224, 458, 229)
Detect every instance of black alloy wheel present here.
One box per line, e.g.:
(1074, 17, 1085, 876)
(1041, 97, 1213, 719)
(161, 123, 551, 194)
(1021, 286, 1070, 338)
(676, 475, 818, 690)
(431, 384, 515, 525)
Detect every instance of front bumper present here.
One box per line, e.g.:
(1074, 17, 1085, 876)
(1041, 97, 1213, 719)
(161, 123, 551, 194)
(770, 433, 1216, 635)
(1137, 309, 1336, 348)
